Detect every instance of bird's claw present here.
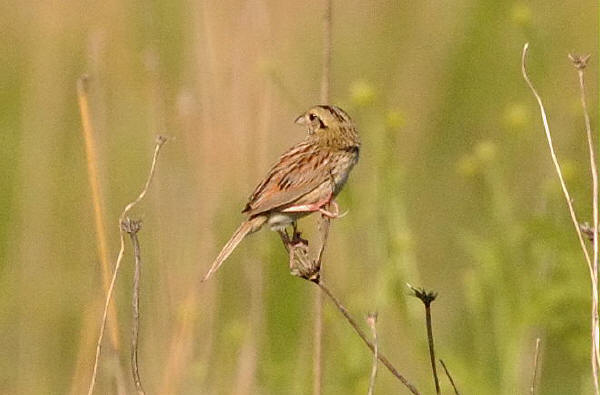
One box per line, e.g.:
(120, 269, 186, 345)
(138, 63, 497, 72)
(319, 201, 348, 219)
(291, 229, 308, 246)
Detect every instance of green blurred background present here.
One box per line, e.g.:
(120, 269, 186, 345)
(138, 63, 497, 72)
(0, 0, 598, 393)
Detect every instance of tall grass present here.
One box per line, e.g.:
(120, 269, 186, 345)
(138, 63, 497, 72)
(0, 1, 596, 393)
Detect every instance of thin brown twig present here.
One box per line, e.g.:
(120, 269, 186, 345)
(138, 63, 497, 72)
(530, 338, 541, 395)
(366, 313, 378, 395)
(521, 43, 599, 394)
(316, 210, 332, 266)
(320, 0, 332, 104)
(77, 75, 122, 351)
(439, 360, 460, 395)
(570, 52, 600, 375)
(521, 43, 594, 276)
(122, 218, 146, 395)
(314, 0, 332, 392)
(313, 212, 330, 395)
(521, 44, 594, 271)
(408, 285, 440, 395)
(88, 135, 168, 395)
(316, 280, 420, 395)
(278, 224, 418, 394)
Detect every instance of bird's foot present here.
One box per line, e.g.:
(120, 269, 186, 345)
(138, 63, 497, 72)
(319, 201, 348, 219)
(291, 224, 309, 246)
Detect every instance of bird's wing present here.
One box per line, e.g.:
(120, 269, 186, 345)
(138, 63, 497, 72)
(242, 141, 334, 217)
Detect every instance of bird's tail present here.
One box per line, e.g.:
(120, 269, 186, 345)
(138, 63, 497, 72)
(202, 215, 267, 282)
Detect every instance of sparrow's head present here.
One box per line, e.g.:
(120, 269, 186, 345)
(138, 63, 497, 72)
(295, 105, 360, 150)
(294, 105, 354, 135)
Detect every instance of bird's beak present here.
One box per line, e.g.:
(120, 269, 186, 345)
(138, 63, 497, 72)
(294, 114, 307, 126)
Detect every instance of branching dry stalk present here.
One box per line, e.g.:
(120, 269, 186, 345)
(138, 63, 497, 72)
(87, 135, 168, 395)
(569, 52, 600, 379)
(521, 43, 599, 393)
(439, 359, 460, 395)
(366, 313, 379, 395)
(278, 234, 419, 394)
(122, 218, 146, 395)
(408, 285, 440, 395)
(530, 338, 541, 395)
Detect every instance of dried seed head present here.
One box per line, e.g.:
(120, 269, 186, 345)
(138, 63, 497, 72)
(568, 53, 591, 70)
(407, 283, 438, 306)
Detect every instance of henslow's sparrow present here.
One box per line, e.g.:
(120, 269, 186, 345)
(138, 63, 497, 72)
(202, 105, 360, 281)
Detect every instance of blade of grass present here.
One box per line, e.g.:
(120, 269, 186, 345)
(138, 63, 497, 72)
(77, 75, 122, 351)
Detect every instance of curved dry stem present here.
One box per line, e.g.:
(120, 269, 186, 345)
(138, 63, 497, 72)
(521, 44, 593, 272)
(87, 136, 168, 395)
(521, 43, 598, 393)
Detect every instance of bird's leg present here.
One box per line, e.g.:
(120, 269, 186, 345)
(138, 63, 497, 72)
(278, 227, 300, 269)
(278, 229, 291, 251)
(276, 222, 310, 275)
(291, 221, 308, 246)
(278, 229, 297, 270)
(319, 200, 348, 219)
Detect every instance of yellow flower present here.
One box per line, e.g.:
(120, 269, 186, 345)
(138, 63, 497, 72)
(349, 79, 376, 106)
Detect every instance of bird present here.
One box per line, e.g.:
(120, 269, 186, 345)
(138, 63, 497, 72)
(202, 105, 360, 282)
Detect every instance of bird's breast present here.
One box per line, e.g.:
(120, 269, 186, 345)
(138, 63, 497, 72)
(331, 149, 359, 196)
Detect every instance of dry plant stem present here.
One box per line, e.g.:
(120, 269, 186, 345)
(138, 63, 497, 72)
(314, 0, 332, 393)
(313, 277, 323, 395)
(530, 338, 541, 395)
(439, 360, 460, 395)
(316, 281, 420, 395)
(520, 44, 594, 272)
(87, 136, 168, 395)
(313, 213, 330, 395)
(408, 286, 440, 395)
(425, 304, 440, 394)
(366, 313, 378, 395)
(279, 238, 418, 394)
(521, 43, 599, 393)
(320, 0, 332, 104)
(571, 53, 600, 374)
(77, 76, 122, 351)
(123, 219, 146, 395)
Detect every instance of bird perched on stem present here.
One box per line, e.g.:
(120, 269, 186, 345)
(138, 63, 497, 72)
(202, 105, 360, 282)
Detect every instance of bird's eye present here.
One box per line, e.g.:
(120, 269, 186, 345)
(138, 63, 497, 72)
(309, 113, 317, 121)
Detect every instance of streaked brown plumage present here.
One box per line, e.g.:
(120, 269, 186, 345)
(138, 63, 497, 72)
(202, 105, 360, 282)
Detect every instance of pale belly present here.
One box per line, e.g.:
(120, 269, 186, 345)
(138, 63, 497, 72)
(267, 211, 309, 231)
